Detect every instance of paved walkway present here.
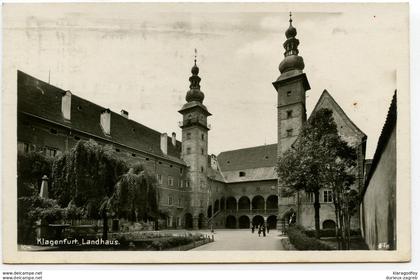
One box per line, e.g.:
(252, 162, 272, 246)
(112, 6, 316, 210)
(191, 229, 286, 250)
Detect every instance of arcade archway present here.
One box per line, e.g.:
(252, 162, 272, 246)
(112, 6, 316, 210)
(220, 197, 225, 210)
(226, 215, 237, 229)
(238, 196, 250, 210)
(238, 215, 250, 228)
(266, 195, 278, 210)
(198, 213, 205, 229)
(252, 195, 265, 210)
(267, 215, 277, 229)
(226, 197, 237, 211)
(252, 215, 264, 227)
(214, 199, 220, 213)
(184, 213, 193, 229)
(323, 219, 336, 229)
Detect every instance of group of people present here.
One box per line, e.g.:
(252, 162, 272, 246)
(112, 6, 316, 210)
(251, 223, 269, 237)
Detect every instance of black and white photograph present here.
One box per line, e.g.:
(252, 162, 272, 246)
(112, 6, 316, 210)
(2, 2, 410, 263)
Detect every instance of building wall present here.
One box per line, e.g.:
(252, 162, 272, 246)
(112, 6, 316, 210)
(297, 189, 359, 230)
(362, 126, 396, 250)
(277, 79, 307, 156)
(17, 112, 190, 229)
(208, 180, 279, 229)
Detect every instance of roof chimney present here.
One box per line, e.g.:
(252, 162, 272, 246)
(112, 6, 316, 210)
(171, 132, 176, 146)
(120, 109, 129, 119)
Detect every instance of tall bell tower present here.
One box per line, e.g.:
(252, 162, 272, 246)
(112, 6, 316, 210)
(273, 13, 311, 157)
(274, 13, 311, 229)
(179, 51, 211, 230)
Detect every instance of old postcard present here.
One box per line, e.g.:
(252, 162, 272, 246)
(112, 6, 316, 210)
(2, 2, 410, 263)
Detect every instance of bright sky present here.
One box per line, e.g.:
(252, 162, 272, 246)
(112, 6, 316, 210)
(3, 3, 408, 158)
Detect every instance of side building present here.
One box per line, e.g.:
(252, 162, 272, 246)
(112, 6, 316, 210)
(18, 70, 199, 230)
(360, 92, 397, 250)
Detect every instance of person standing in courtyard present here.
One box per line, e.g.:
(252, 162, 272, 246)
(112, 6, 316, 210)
(258, 225, 261, 237)
(251, 225, 254, 233)
(262, 224, 266, 237)
(267, 225, 270, 234)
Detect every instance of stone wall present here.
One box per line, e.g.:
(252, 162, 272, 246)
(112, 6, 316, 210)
(361, 126, 396, 250)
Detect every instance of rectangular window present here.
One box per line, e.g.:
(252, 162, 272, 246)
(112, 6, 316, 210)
(287, 90, 292, 97)
(323, 190, 333, 203)
(186, 180, 190, 188)
(18, 142, 29, 153)
(180, 167, 183, 174)
(168, 176, 174, 186)
(186, 147, 191, 154)
(168, 196, 173, 205)
(239, 171, 246, 177)
(306, 193, 314, 203)
(157, 174, 163, 185)
(201, 133, 205, 140)
(178, 198, 181, 206)
(186, 132, 191, 140)
(286, 129, 293, 137)
(201, 148, 204, 155)
(45, 147, 57, 157)
(287, 110, 293, 119)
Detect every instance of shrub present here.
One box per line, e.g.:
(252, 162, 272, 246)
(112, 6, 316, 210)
(17, 151, 53, 197)
(287, 225, 333, 251)
(304, 228, 362, 238)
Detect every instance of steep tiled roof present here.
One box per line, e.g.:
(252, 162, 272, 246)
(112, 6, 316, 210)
(311, 89, 367, 139)
(217, 144, 277, 172)
(221, 167, 276, 183)
(17, 70, 184, 162)
(363, 91, 396, 194)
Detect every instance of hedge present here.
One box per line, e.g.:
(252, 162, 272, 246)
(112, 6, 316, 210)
(286, 225, 333, 251)
(304, 229, 361, 238)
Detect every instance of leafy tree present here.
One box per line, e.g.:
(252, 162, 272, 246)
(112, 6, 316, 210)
(277, 108, 357, 241)
(17, 151, 53, 197)
(114, 164, 159, 223)
(51, 140, 128, 238)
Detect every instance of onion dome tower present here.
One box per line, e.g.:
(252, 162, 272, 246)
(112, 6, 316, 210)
(178, 50, 211, 230)
(185, 58, 205, 103)
(273, 12, 311, 157)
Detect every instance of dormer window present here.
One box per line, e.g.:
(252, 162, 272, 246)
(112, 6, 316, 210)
(61, 90, 72, 121)
(287, 90, 292, 97)
(100, 109, 111, 135)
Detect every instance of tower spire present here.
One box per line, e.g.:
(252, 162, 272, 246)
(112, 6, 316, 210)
(185, 49, 204, 103)
(278, 12, 305, 74)
(194, 48, 197, 65)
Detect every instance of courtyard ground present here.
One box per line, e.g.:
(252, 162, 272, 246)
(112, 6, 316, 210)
(189, 229, 286, 251)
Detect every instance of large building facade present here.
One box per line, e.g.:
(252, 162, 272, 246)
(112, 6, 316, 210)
(17, 16, 366, 231)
